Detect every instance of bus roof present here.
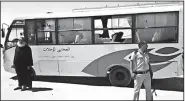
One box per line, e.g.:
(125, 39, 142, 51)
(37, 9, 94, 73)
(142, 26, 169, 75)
(14, 3, 183, 20)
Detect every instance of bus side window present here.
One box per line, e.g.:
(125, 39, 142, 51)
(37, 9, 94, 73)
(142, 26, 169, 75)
(58, 18, 92, 45)
(77, 31, 92, 44)
(26, 20, 36, 45)
(135, 12, 178, 43)
(94, 16, 132, 44)
(36, 19, 56, 45)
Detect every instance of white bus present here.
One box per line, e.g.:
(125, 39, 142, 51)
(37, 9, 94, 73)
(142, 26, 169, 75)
(1, 3, 184, 86)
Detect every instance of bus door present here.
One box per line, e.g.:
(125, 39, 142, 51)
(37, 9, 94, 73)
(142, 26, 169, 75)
(26, 19, 60, 76)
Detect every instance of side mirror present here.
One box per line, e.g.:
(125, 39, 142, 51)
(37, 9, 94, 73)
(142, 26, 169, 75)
(2, 23, 9, 38)
(7, 27, 10, 30)
(1, 28, 5, 38)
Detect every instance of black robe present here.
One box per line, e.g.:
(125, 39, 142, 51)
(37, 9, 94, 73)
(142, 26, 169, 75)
(13, 44, 33, 86)
(14, 45, 33, 68)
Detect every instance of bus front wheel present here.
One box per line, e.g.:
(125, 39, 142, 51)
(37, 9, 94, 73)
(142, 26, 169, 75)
(108, 67, 131, 87)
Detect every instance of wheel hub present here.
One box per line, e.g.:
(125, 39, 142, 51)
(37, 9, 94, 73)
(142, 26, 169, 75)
(116, 72, 125, 80)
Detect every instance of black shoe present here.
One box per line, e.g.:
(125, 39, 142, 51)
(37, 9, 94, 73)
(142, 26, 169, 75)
(27, 86, 32, 90)
(21, 86, 27, 91)
(14, 86, 22, 90)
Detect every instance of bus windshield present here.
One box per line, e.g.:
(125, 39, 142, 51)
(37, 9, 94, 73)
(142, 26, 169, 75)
(5, 20, 25, 49)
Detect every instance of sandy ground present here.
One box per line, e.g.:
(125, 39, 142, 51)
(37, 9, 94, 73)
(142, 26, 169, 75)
(1, 66, 184, 100)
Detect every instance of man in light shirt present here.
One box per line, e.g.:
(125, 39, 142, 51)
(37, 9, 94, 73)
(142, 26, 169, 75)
(130, 41, 153, 101)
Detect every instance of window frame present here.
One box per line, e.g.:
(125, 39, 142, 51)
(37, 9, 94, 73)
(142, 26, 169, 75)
(25, 18, 94, 45)
(24, 11, 179, 45)
(35, 19, 57, 45)
(133, 11, 179, 44)
(57, 17, 93, 45)
(93, 14, 133, 44)
(25, 19, 36, 45)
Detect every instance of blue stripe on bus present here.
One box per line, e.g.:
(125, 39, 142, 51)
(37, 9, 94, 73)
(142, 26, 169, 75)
(82, 47, 181, 76)
(155, 47, 179, 54)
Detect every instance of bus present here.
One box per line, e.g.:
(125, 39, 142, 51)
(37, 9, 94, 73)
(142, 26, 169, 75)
(1, 3, 184, 86)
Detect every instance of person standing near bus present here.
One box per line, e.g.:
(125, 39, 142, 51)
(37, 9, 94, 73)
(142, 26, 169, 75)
(13, 37, 33, 91)
(130, 41, 153, 101)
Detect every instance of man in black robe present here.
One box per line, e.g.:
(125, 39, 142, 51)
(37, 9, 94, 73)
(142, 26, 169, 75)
(13, 37, 33, 91)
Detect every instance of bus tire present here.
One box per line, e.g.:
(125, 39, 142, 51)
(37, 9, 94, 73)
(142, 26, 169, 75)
(108, 66, 131, 87)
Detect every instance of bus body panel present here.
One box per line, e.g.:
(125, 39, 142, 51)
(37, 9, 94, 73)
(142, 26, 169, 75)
(4, 43, 183, 79)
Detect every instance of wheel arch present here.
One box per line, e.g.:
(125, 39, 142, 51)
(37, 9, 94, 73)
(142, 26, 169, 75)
(106, 64, 130, 77)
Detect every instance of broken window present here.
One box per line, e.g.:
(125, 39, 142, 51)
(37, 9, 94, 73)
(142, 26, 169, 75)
(94, 15, 132, 44)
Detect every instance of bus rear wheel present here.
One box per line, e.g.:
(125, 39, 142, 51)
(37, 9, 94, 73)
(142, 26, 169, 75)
(108, 67, 131, 87)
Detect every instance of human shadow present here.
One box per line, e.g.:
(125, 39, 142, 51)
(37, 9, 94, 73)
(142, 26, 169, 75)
(29, 87, 53, 92)
(10, 76, 183, 92)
